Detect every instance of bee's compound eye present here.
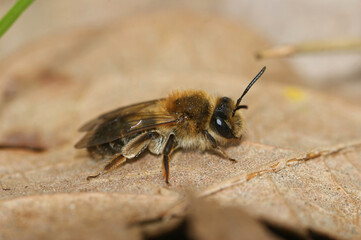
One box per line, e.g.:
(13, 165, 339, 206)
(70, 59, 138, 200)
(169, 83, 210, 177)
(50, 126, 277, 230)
(214, 117, 234, 139)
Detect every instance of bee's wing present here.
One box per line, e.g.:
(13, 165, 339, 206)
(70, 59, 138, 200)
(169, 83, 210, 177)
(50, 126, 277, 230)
(78, 99, 164, 132)
(75, 99, 177, 149)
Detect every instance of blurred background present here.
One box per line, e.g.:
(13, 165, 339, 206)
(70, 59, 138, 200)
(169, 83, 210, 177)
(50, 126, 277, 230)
(0, 0, 360, 102)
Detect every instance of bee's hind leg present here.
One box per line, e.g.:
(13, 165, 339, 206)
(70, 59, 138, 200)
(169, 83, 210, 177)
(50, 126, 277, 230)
(87, 154, 127, 180)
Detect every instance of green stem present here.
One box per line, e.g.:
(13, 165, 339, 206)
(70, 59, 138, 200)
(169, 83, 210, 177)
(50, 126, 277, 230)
(0, 0, 34, 38)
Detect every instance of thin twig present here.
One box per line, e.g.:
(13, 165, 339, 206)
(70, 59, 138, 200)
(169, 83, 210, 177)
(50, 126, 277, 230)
(256, 38, 361, 59)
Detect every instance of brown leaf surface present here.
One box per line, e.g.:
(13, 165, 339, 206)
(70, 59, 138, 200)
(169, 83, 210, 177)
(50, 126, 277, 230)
(0, 10, 361, 239)
(189, 199, 279, 240)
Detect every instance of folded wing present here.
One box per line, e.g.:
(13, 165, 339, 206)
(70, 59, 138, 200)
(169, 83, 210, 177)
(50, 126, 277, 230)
(75, 99, 177, 148)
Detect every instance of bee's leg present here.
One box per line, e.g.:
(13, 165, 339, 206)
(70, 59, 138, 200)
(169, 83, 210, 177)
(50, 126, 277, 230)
(163, 134, 175, 184)
(87, 154, 127, 180)
(204, 130, 237, 163)
(213, 146, 237, 163)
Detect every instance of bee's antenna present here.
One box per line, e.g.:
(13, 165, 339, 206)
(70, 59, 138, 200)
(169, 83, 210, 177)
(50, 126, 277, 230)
(232, 66, 266, 117)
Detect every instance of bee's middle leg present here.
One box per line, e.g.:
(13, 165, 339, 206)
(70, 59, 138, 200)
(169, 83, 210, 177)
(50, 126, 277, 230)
(87, 154, 127, 180)
(203, 130, 237, 163)
(162, 134, 175, 184)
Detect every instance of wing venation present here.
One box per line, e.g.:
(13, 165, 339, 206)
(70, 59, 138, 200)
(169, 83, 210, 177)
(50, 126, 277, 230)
(75, 98, 177, 148)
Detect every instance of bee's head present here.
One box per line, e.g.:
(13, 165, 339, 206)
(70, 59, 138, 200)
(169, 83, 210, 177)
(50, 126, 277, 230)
(210, 97, 243, 139)
(210, 67, 266, 140)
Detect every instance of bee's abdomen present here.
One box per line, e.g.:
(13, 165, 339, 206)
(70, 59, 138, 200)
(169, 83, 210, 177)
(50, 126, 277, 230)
(86, 133, 140, 159)
(87, 144, 116, 160)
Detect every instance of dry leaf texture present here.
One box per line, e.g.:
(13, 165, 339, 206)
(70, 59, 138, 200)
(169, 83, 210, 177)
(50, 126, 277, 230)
(0, 11, 360, 240)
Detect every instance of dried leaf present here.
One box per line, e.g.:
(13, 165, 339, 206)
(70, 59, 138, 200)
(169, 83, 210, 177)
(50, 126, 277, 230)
(0, 10, 360, 239)
(189, 199, 278, 240)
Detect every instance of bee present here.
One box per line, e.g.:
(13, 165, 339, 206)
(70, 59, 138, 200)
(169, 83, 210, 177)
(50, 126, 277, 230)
(75, 67, 266, 184)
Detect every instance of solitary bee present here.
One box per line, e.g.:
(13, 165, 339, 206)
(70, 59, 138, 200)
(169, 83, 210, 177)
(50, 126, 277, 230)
(75, 67, 266, 183)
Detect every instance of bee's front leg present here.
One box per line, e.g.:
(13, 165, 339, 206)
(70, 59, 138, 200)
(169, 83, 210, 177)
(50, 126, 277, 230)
(203, 130, 237, 163)
(162, 134, 175, 184)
